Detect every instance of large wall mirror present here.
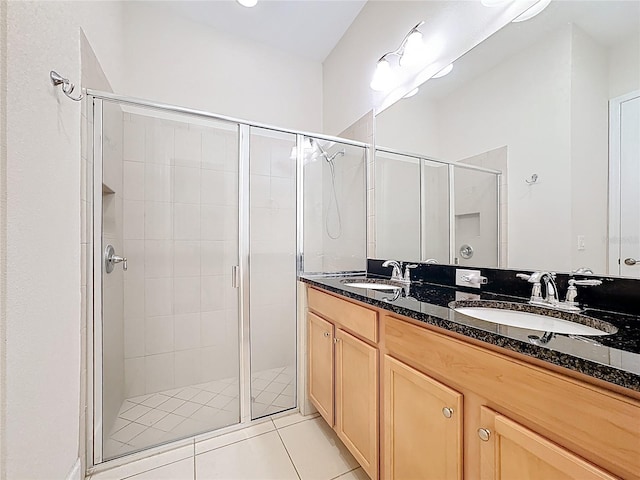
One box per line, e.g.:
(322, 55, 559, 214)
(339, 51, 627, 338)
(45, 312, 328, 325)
(375, 0, 640, 278)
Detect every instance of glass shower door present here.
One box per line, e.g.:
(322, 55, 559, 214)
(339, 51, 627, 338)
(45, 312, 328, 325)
(248, 127, 298, 419)
(97, 100, 241, 460)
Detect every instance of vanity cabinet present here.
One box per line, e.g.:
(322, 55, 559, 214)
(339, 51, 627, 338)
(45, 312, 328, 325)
(305, 284, 640, 480)
(307, 287, 379, 480)
(383, 313, 640, 480)
(383, 355, 463, 480)
(308, 312, 334, 424)
(478, 407, 617, 480)
(335, 328, 378, 478)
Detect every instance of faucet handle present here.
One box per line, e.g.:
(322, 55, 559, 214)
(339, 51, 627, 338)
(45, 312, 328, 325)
(570, 279, 602, 287)
(403, 264, 418, 282)
(565, 278, 602, 307)
(516, 273, 531, 281)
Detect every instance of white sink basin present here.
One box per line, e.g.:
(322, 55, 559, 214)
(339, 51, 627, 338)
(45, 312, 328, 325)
(341, 279, 402, 290)
(454, 307, 611, 336)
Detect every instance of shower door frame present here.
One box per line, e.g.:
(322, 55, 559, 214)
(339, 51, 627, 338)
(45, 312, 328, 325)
(86, 91, 371, 470)
(373, 146, 502, 266)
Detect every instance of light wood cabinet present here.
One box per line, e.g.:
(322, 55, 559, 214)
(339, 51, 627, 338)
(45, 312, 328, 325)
(383, 313, 640, 479)
(308, 312, 334, 425)
(307, 287, 379, 479)
(335, 328, 378, 478)
(305, 286, 640, 480)
(384, 355, 463, 480)
(478, 407, 617, 480)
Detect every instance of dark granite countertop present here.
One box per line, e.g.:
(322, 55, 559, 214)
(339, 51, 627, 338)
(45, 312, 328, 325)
(300, 274, 640, 393)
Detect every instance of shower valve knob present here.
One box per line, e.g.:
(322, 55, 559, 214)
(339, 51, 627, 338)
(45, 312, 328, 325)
(104, 244, 127, 273)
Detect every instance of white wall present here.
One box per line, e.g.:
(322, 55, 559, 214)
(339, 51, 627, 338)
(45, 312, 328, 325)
(323, 0, 536, 136)
(570, 26, 609, 273)
(609, 32, 640, 100)
(2, 2, 124, 478)
(0, 2, 6, 478)
(375, 95, 441, 157)
(122, 2, 322, 133)
(439, 26, 573, 271)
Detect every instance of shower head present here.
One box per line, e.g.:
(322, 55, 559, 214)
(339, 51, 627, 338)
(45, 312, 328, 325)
(325, 149, 345, 163)
(310, 138, 345, 165)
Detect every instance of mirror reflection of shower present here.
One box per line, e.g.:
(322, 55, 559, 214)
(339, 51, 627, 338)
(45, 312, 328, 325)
(301, 136, 367, 274)
(311, 138, 345, 240)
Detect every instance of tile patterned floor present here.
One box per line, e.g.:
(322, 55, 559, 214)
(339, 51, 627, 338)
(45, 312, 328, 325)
(105, 366, 296, 459)
(251, 365, 296, 418)
(92, 412, 369, 480)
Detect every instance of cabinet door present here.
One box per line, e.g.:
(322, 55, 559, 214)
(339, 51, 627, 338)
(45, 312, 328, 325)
(308, 312, 334, 425)
(384, 355, 463, 480)
(335, 328, 378, 480)
(479, 407, 617, 480)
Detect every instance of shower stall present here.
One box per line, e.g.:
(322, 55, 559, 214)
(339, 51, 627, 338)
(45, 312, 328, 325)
(87, 93, 368, 465)
(374, 147, 502, 266)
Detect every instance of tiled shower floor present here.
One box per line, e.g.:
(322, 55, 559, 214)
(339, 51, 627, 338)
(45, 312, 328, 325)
(105, 366, 296, 458)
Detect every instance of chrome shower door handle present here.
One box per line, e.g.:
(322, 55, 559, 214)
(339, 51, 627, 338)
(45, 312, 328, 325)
(104, 244, 127, 273)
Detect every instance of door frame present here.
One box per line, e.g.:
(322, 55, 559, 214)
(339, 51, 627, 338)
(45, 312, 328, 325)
(608, 90, 640, 276)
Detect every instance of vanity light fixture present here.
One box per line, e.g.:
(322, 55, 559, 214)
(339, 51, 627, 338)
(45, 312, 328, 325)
(432, 63, 454, 79)
(370, 21, 427, 92)
(370, 58, 396, 92)
(512, 0, 552, 22)
(237, 0, 258, 7)
(399, 29, 426, 67)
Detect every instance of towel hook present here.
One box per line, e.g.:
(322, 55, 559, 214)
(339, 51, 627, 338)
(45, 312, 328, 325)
(50, 70, 84, 102)
(525, 173, 538, 185)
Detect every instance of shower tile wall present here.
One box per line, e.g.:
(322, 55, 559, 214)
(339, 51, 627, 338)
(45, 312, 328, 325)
(339, 111, 375, 260)
(302, 141, 367, 274)
(459, 146, 508, 267)
(102, 106, 125, 439)
(121, 113, 239, 399)
(249, 130, 297, 418)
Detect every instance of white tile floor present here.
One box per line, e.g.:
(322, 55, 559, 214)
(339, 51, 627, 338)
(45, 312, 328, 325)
(91, 412, 369, 480)
(105, 367, 296, 459)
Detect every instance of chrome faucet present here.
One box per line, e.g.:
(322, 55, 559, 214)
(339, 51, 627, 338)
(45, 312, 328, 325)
(517, 271, 557, 305)
(382, 260, 416, 285)
(517, 271, 602, 312)
(382, 260, 403, 282)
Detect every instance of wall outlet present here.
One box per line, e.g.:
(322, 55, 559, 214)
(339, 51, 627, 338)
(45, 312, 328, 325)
(577, 235, 586, 251)
(455, 269, 486, 289)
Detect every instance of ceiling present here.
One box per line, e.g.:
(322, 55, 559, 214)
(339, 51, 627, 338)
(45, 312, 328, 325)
(162, 0, 368, 62)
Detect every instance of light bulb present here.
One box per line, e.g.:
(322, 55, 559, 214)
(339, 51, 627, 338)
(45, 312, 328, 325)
(512, 0, 551, 22)
(432, 63, 454, 79)
(370, 59, 395, 92)
(237, 0, 258, 7)
(399, 30, 425, 67)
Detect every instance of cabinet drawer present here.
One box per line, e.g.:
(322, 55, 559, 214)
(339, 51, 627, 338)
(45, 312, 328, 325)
(308, 287, 378, 343)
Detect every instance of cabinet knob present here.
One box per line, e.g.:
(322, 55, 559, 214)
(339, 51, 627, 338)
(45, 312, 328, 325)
(478, 428, 491, 442)
(334, 338, 340, 343)
(442, 407, 454, 418)
(323, 332, 330, 338)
